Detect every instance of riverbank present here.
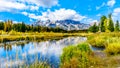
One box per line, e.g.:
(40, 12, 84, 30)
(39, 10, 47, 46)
(1, 32, 120, 68)
(87, 32, 120, 55)
(0, 30, 92, 42)
(59, 32, 120, 68)
(60, 42, 120, 68)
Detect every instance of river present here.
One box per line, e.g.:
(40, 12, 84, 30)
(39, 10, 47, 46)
(0, 37, 87, 68)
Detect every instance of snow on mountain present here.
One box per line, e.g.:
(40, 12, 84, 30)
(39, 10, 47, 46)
(34, 19, 90, 31)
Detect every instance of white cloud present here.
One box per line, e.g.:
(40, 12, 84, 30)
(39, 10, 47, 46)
(28, 14, 41, 20)
(112, 8, 120, 22)
(113, 8, 120, 13)
(0, 20, 3, 22)
(0, 0, 28, 12)
(30, 6, 39, 11)
(38, 8, 86, 21)
(21, 9, 87, 23)
(107, 0, 116, 7)
(96, 14, 102, 17)
(21, 12, 41, 20)
(82, 18, 98, 25)
(21, 12, 28, 16)
(13, 21, 22, 23)
(22, 0, 59, 8)
(96, 0, 116, 10)
(96, 2, 105, 10)
(0, 0, 59, 12)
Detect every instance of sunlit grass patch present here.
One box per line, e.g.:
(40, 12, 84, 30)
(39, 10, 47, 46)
(88, 32, 120, 47)
(87, 32, 120, 55)
(88, 36, 107, 48)
(105, 43, 120, 55)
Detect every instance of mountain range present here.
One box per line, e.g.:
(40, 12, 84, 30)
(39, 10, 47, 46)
(34, 19, 90, 31)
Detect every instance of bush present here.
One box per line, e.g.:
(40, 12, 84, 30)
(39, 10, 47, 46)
(88, 36, 107, 48)
(105, 43, 120, 55)
(88, 33, 120, 55)
(8, 30, 17, 35)
(0, 30, 7, 35)
(60, 43, 93, 68)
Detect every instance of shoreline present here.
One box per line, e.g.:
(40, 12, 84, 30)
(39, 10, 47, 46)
(0, 32, 92, 43)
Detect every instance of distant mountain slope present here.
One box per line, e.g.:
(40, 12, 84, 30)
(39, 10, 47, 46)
(34, 19, 90, 31)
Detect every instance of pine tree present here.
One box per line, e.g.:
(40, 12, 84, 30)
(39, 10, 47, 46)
(115, 20, 119, 31)
(108, 13, 114, 32)
(21, 22, 26, 32)
(89, 22, 99, 33)
(100, 16, 107, 32)
(0, 22, 4, 30)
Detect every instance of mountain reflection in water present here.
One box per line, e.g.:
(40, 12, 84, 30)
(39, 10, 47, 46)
(0, 37, 87, 68)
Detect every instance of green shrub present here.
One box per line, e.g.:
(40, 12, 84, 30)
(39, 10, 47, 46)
(60, 43, 93, 68)
(88, 36, 107, 48)
(87, 33, 120, 48)
(8, 30, 16, 35)
(105, 43, 120, 55)
(0, 30, 7, 35)
(77, 43, 91, 53)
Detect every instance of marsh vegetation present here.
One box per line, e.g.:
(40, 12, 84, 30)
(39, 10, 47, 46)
(0, 13, 120, 68)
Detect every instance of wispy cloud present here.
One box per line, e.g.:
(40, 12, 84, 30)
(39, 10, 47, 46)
(30, 6, 39, 11)
(21, 12, 41, 20)
(107, 0, 116, 7)
(112, 8, 120, 22)
(96, 14, 102, 17)
(82, 18, 98, 25)
(21, 12, 28, 16)
(96, 2, 105, 10)
(96, 0, 116, 10)
(21, 0, 59, 8)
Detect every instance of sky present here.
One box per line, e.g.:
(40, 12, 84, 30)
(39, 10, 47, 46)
(0, 0, 120, 24)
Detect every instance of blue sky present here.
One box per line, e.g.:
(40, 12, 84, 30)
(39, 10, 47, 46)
(0, 0, 120, 24)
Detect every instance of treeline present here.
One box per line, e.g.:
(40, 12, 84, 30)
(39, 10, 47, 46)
(89, 13, 120, 33)
(0, 20, 89, 33)
(0, 20, 67, 33)
(67, 30, 88, 33)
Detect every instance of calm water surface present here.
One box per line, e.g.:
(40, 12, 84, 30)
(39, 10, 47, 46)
(0, 37, 87, 68)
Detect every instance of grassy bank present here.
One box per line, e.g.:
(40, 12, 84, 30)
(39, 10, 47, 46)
(87, 32, 120, 55)
(22, 41, 120, 68)
(0, 30, 92, 42)
(60, 43, 93, 68)
(60, 42, 120, 68)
